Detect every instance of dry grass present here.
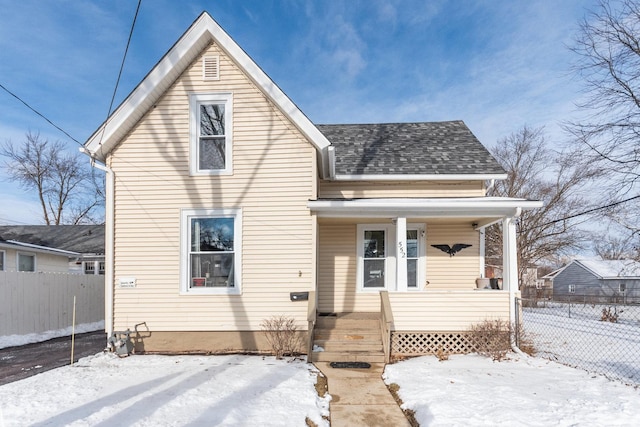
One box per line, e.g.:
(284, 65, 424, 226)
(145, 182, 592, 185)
(387, 383, 419, 427)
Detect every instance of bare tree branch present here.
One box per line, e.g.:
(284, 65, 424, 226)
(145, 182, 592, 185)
(1, 132, 104, 224)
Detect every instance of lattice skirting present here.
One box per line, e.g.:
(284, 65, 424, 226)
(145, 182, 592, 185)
(391, 332, 479, 355)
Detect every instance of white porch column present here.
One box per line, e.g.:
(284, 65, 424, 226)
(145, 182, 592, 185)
(502, 216, 518, 292)
(396, 216, 407, 292)
(479, 227, 486, 278)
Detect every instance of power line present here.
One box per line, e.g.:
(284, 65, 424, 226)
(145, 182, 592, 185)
(97, 0, 142, 153)
(520, 194, 640, 232)
(0, 82, 82, 146)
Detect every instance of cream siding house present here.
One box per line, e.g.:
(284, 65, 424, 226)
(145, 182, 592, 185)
(82, 12, 542, 359)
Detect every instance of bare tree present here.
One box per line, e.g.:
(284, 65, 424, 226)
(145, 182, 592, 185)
(567, 0, 640, 192)
(486, 126, 601, 280)
(1, 132, 103, 224)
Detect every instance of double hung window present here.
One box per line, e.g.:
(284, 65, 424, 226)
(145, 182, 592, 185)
(181, 209, 241, 294)
(189, 93, 233, 175)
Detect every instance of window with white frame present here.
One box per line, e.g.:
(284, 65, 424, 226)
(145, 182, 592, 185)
(357, 223, 425, 291)
(18, 252, 35, 272)
(181, 208, 241, 294)
(189, 93, 233, 175)
(99, 261, 105, 275)
(0, 250, 4, 271)
(568, 284, 576, 293)
(619, 283, 626, 293)
(84, 262, 95, 275)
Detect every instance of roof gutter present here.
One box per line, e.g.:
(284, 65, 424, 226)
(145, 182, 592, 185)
(331, 173, 508, 181)
(80, 147, 115, 341)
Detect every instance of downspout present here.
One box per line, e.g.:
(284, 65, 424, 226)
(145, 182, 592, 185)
(327, 146, 336, 180)
(80, 148, 115, 342)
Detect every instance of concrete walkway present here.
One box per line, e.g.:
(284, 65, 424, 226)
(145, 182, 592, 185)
(315, 362, 411, 427)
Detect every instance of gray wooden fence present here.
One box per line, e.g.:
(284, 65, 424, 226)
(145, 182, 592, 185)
(0, 272, 104, 336)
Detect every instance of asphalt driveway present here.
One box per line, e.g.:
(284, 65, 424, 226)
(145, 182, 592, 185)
(0, 331, 106, 386)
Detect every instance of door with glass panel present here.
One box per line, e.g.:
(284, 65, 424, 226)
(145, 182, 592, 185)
(362, 229, 387, 289)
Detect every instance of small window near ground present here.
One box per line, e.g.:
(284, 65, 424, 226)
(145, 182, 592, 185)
(568, 284, 576, 293)
(182, 208, 242, 294)
(18, 253, 35, 272)
(619, 283, 626, 293)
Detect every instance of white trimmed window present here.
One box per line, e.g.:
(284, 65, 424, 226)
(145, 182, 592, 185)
(18, 252, 35, 272)
(356, 223, 425, 291)
(189, 93, 233, 175)
(568, 284, 576, 293)
(619, 283, 626, 293)
(0, 250, 5, 271)
(181, 208, 242, 294)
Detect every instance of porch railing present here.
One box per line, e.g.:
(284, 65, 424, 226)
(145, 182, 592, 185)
(380, 290, 393, 363)
(306, 290, 317, 362)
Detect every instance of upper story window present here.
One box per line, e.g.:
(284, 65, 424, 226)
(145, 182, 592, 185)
(18, 252, 36, 272)
(619, 283, 626, 293)
(189, 93, 233, 175)
(568, 284, 576, 293)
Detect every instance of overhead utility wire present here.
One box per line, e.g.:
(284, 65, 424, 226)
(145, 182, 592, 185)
(0, 82, 82, 146)
(520, 194, 640, 232)
(105, 0, 142, 119)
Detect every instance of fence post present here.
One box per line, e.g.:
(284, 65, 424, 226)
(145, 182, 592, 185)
(514, 297, 520, 347)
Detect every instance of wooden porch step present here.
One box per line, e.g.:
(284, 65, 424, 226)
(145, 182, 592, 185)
(311, 312, 385, 364)
(314, 339, 383, 352)
(312, 350, 386, 364)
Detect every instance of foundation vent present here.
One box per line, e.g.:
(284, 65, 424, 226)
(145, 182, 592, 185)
(202, 56, 220, 81)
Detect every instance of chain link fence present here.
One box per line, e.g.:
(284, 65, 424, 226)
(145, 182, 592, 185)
(517, 296, 640, 385)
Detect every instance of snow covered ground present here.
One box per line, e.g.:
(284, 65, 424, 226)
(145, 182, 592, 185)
(1, 351, 639, 426)
(384, 354, 640, 427)
(523, 302, 640, 384)
(0, 353, 330, 427)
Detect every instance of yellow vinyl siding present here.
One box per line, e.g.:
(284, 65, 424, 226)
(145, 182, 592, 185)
(388, 291, 510, 331)
(317, 219, 481, 312)
(319, 180, 485, 199)
(317, 223, 380, 313)
(110, 43, 315, 332)
(426, 222, 481, 289)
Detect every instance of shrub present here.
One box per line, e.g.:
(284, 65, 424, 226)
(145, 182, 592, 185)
(601, 307, 619, 323)
(468, 319, 511, 361)
(260, 315, 302, 359)
(469, 319, 536, 360)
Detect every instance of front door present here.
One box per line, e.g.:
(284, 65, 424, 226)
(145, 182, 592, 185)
(362, 229, 388, 289)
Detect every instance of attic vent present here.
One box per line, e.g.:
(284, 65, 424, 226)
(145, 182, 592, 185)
(202, 56, 220, 81)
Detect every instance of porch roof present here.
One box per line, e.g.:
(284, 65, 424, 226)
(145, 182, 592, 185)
(308, 197, 543, 222)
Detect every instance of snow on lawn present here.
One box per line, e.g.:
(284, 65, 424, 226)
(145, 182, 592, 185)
(523, 303, 640, 384)
(0, 353, 330, 427)
(0, 321, 104, 349)
(384, 354, 640, 427)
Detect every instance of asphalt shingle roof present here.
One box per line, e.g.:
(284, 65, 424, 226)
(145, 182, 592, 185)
(0, 225, 104, 254)
(317, 121, 505, 176)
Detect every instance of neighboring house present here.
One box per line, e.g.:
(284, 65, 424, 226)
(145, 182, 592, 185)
(0, 239, 78, 273)
(550, 258, 640, 303)
(0, 225, 105, 274)
(80, 12, 542, 358)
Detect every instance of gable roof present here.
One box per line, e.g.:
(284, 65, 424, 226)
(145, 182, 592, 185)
(317, 121, 506, 180)
(0, 225, 104, 255)
(82, 11, 332, 176)
(574, 258, 640, 279)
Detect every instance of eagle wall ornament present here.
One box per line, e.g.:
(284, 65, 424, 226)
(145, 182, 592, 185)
(431, 243, 473, 257)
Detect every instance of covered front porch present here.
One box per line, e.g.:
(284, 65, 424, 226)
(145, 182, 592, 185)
(307, 197, 542, 360)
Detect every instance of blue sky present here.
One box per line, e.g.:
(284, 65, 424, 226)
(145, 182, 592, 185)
(0, 0, 598, 224)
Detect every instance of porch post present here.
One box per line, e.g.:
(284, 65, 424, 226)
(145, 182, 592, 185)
(502, 216, 518, 292)
(396, 216, 407, 291)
